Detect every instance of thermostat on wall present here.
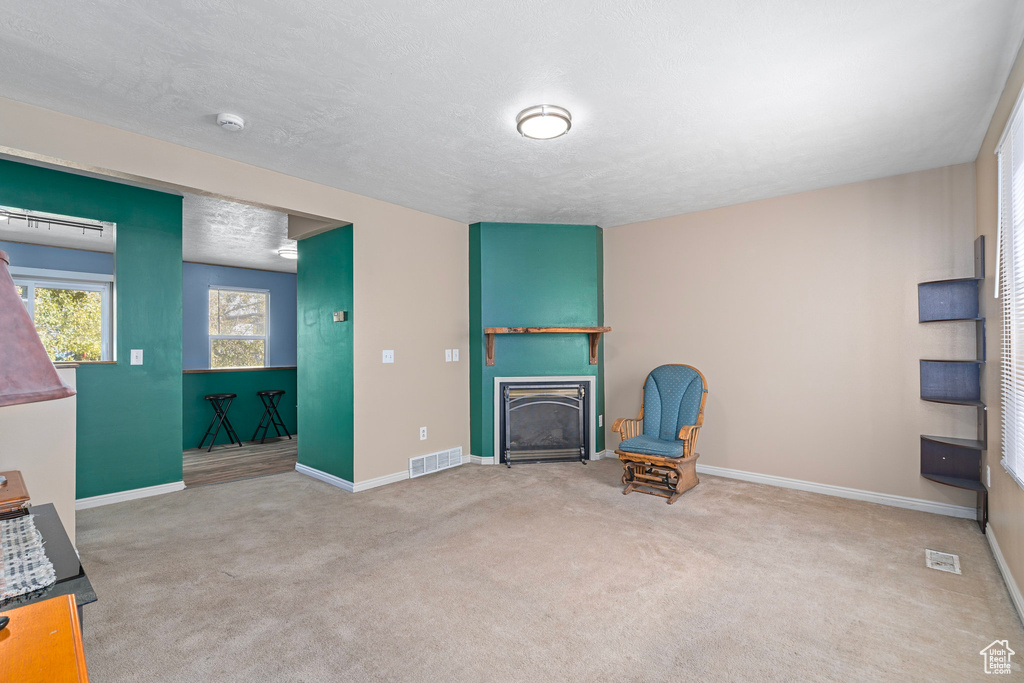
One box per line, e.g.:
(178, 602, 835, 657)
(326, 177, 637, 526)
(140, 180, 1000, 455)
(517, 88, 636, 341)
(333, 311, 347, 322)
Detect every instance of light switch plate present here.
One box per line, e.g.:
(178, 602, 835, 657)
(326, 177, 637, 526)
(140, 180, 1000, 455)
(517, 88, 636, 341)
(130, 349, 143, 365)
(598, 414, 603, 427)
(383, 350, 394, 364)
(452, 348, 459, 362)
(987, 465, 991, 488)
(445, 349, 452, 362)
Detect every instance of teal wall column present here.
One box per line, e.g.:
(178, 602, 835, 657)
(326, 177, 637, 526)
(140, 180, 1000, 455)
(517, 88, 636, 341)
(469, 222, 605, 460)
(0, 158, 184, 498)
(297, 226, 354, 480)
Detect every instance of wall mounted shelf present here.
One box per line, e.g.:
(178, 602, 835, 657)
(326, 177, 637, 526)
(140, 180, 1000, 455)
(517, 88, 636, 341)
(483, 326, 611, 366)
(917, 236, 987, 532)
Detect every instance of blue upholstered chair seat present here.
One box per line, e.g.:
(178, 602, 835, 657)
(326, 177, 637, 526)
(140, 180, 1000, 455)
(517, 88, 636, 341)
(618, 435, 688, 458)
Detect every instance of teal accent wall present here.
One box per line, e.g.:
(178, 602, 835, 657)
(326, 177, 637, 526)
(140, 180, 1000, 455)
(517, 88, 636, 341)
(297, 227, 354, 480)
(469, 223, 605, 460)
(183, 369, 297, 449)
(0, 159, 183, 498)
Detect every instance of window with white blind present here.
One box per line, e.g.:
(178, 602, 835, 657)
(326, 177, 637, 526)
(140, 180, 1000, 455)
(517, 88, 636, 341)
(996, 91, 1024, 491)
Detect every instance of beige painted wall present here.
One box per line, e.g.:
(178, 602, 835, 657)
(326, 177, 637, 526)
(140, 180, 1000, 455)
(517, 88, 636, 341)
(0, 97, 470, 487)
(976, 39, 1024, 599)
(605, 164, 979, 507)
(0, 368, 77, 543)
(353, 210, 469, 481)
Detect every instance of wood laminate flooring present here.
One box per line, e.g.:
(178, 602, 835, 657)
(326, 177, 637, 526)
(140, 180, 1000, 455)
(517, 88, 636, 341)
(183, 437, 297, 488)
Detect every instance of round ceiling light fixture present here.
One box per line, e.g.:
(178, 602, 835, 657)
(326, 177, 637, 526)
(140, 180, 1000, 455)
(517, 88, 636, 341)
(516, 104, 572, 140)
(277, 245, 298, 260)
(216, 113, 246, 132)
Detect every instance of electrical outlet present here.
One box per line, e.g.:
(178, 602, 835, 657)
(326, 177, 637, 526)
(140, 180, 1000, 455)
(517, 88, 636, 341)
(382, 350, 394, 364)
(419, 426, 427, 440)
(988, 465, 991, 488)
(598, 414, 603, 427)
(452, 348, 459, 362)
(130, 349, 143, 365)
(445, 349, 452, 362)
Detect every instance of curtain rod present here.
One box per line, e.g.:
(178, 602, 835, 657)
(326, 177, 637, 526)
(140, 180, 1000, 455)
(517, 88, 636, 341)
(0, 208, 105, 234)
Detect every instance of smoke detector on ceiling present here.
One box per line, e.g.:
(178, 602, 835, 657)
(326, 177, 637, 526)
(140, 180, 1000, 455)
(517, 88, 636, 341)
(216, 113, 245, 132)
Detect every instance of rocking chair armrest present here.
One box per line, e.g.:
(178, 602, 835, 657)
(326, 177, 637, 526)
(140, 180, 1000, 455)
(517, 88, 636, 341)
(612, 417, 643, 439)
(677, 424, 699, 441)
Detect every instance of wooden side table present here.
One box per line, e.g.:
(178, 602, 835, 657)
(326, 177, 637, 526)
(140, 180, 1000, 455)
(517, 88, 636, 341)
(0, 594, 89, 682)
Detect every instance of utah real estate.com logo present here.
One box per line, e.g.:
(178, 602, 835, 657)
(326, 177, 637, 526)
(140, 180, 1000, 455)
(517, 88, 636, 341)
(980, 640, 1015, 675)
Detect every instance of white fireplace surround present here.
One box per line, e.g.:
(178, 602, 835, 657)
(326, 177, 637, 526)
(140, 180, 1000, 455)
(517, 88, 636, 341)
(490, 375, 598, 465)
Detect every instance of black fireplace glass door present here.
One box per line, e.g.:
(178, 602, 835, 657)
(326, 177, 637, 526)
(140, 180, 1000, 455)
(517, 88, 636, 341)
(500, 382, 589, 464)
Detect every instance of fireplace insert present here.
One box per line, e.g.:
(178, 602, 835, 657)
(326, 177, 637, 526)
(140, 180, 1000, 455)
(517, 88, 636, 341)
(499, 381, 589, 466)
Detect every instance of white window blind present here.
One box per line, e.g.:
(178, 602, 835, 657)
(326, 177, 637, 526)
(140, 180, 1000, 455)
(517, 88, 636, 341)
(997, 95, 1024, 490)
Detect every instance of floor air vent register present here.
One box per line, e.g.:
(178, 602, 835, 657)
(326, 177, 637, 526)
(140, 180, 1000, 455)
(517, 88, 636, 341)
(925, 549, 962, 575)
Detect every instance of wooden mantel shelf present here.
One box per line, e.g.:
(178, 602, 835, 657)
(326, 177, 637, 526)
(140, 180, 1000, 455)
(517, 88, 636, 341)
(483, 327, 611, 366)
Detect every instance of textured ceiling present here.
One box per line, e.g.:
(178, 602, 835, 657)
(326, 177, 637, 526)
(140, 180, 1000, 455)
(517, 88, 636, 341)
(1, 1, 1024, 227)
(182, 194, 294, 273)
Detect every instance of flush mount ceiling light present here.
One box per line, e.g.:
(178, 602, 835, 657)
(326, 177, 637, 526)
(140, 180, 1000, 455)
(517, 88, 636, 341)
(278, 245, 298, 260)
(516, 105, 572, 140)
(216, 113, 245, 132)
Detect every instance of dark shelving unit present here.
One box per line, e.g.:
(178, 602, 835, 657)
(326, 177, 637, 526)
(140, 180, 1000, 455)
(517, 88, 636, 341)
(917, 236, 987, 532)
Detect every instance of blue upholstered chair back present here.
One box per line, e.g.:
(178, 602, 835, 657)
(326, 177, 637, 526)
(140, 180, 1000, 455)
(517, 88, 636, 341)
(642, 365, 706, 440)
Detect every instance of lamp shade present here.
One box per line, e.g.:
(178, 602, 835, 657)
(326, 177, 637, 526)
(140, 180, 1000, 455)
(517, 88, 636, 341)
(0, 250, 76, 407)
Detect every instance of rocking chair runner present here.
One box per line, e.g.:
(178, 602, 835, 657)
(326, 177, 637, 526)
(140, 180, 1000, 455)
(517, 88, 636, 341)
(612, 364, 708, 503)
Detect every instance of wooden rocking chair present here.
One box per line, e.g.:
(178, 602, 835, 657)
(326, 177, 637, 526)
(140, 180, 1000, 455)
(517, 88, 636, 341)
(612, 364, 708, 504)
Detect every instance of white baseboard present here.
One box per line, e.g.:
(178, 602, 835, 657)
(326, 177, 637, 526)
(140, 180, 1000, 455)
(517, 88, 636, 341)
(295, 463, 355, 492)
(987, 525, 1024, 627)
(594, 449, 614, 460)
(295, 463, 410, 493)
(75, 481, 185, 510)
(695, 463, 976, 519)
(469, 454, 494, 465)
(353, 469, 409, 492)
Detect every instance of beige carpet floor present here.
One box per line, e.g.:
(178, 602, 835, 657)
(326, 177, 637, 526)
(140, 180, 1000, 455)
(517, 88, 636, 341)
(77, 459, 1022, 682)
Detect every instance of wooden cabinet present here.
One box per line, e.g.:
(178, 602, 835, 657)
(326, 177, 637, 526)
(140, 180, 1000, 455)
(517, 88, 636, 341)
(0, 595, 89, 682)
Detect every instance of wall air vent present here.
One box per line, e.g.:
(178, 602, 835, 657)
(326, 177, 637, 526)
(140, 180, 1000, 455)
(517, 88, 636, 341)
(409, 447, 463, 479)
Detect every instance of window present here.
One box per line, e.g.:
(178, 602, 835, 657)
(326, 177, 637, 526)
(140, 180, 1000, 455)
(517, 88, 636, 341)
(997, 93, 1024, 489)
(209, 287, 269, 368)
(13, 270, 112, 362)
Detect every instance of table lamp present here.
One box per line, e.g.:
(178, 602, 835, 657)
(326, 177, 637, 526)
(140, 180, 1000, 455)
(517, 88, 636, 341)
(0, 249, 75, 407)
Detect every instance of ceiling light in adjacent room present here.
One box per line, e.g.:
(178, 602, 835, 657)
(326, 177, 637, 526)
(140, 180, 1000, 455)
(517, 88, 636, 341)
(277, 245, 298, 260)
(516, 105, 572, 140)
(216, 113, 245, 132)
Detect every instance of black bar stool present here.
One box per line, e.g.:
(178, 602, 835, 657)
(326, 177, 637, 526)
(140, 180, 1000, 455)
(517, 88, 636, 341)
(252, 390, 292, 444)
(198, 393, 243, 452)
